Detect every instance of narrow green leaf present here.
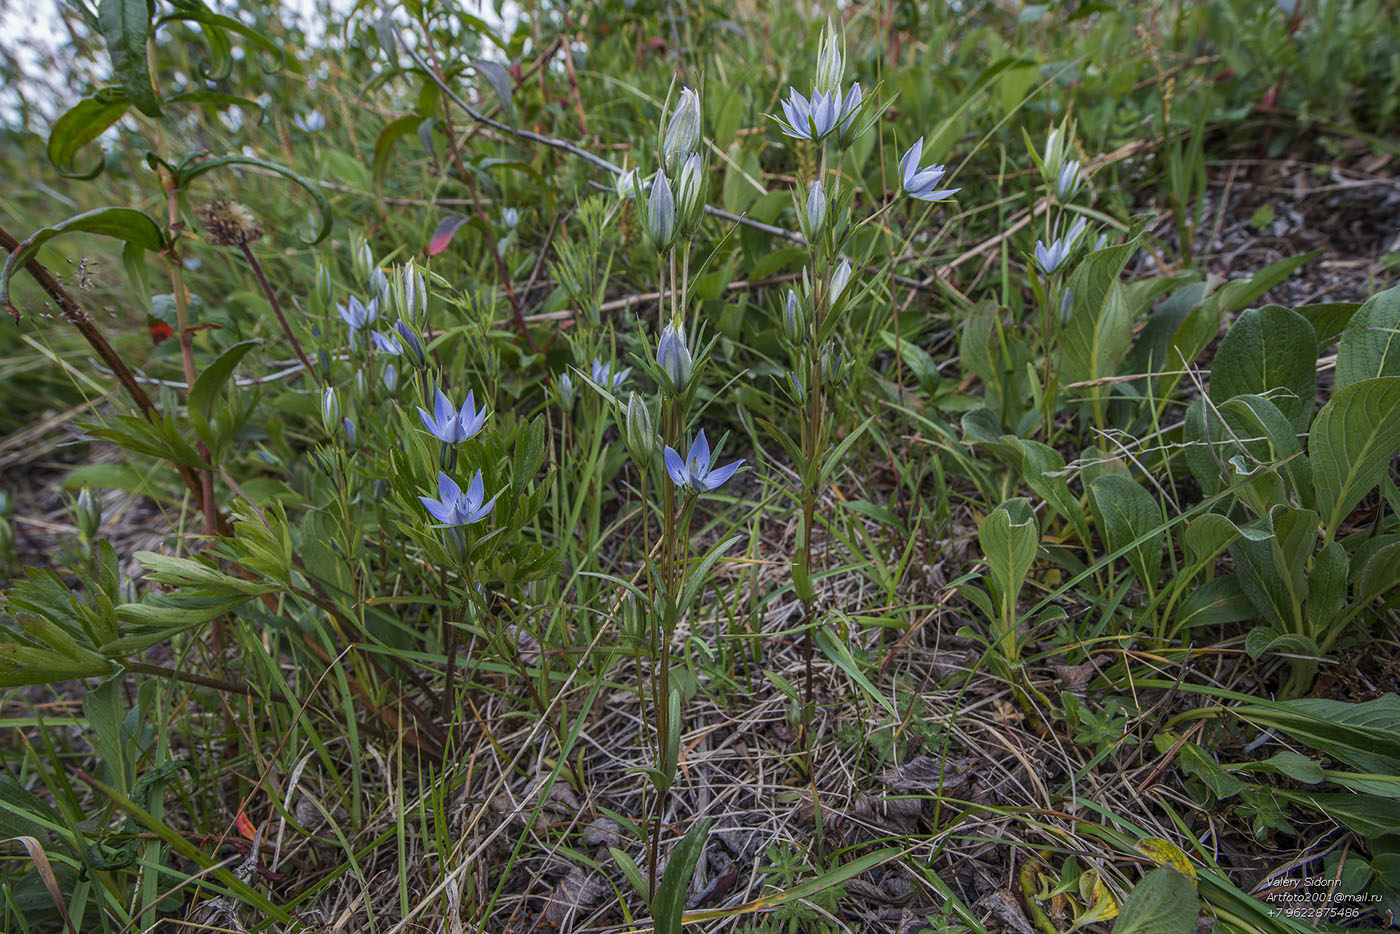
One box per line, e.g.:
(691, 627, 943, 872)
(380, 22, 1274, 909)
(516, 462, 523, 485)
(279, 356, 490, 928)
(654, 818, 710, 934)
(815, 623, 897, 717)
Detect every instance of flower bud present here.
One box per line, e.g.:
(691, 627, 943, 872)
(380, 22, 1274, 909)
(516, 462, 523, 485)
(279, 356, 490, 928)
(822, 343, 849, 385)
(393, 320, 428, 369)
(676, 153, 706, 237)
(1056, 159, 1082, 201)
(786, 370, 805, 403)
(804, 180, 826, 238)
(829, 258, 852, 305)
(73, 487, 101, 542)
(645, 171, 678, 253)
(782, 289, 805, 343)
(502, 206, 520, 229)
(315, 259, 334, 311)
(353, 237, 374, 281)
(657, 321, 693, 393)
(624, 392, 655, 467)
(342, 417, 357, 444)
(815, 19, 844, 97)
(394, 261, 427, 326)
(557, 372, 575, 409)
(321, 386, 341, 435)
(662, 87, 701, 175)
(383, 362, 398, 393)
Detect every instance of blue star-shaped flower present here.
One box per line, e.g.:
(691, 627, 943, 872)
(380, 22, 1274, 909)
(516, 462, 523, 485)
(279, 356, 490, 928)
(417, 387, 488, 444)
(419, 470, 497, 526)
(899, 138, 960, 202)
(664, 430, 744, 493)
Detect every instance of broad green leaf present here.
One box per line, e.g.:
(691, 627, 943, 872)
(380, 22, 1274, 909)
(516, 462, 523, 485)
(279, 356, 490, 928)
(1111, 868, 1198, 934)
(1087, 474, 1163, 594)
(1017, 438, 1093, 549)
(1229, 750, 1325, 784)
(1228, 505, 1316, 633)
(1336, 284, 1400, 388)
(1274, 790, 1400, 839)
(1297, 301, 1362, 349)
(1243, 627, 1320, 686)
(1125, 280, 1206, 386)
(1063, 259, 1135, 426)
(1310, 377, 1400, 538)
(1231, 694, 1400, 774)
(1209, 305, 1317, 432)
(978, 498, 1039, 659)
(1355, 541, 1400, 605)
(653, 818, 710, 934)
(1, 207, 167, 309)
(98, 0, 161, 117)
(1306, 541, 1348, 634)
(47, 88, 129, 178)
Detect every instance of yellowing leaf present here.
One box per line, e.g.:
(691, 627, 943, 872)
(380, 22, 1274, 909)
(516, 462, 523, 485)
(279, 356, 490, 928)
(1135, 838, 1196, 878)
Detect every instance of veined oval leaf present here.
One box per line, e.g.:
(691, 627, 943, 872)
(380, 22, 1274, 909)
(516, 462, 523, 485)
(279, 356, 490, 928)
(1310, 376, 1400, 538)
(1209, 305, 1317, 433)
(1336, 284, 1400, 388)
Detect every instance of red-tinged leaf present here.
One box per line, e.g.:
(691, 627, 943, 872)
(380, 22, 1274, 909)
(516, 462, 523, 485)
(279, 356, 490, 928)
(427, 214, 471, 256)
(235, 812, 257, 840)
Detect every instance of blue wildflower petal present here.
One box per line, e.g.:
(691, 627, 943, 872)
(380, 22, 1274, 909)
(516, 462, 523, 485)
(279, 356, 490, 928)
(702, 458, 744, 491)
(663, 446, 687, 486)
(688, 430, 711, 476)
(420, 495, 456, 524)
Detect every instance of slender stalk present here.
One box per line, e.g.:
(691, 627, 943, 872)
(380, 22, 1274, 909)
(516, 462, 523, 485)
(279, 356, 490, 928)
(238, 242, 315, 377)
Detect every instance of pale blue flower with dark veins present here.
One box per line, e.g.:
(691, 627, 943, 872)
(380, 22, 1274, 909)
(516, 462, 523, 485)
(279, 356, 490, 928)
(419, 470, 497, 525)
(777, 86, 843, 141)
(338, 295, 378, 330)
(418, 387, 489, 443)
(371, 330, 403, 355)
(592, 358, 631, 392)
(900, 138, 960, 201)
(664, 430, 744, 493)
(1033, 216, 1088, 275)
